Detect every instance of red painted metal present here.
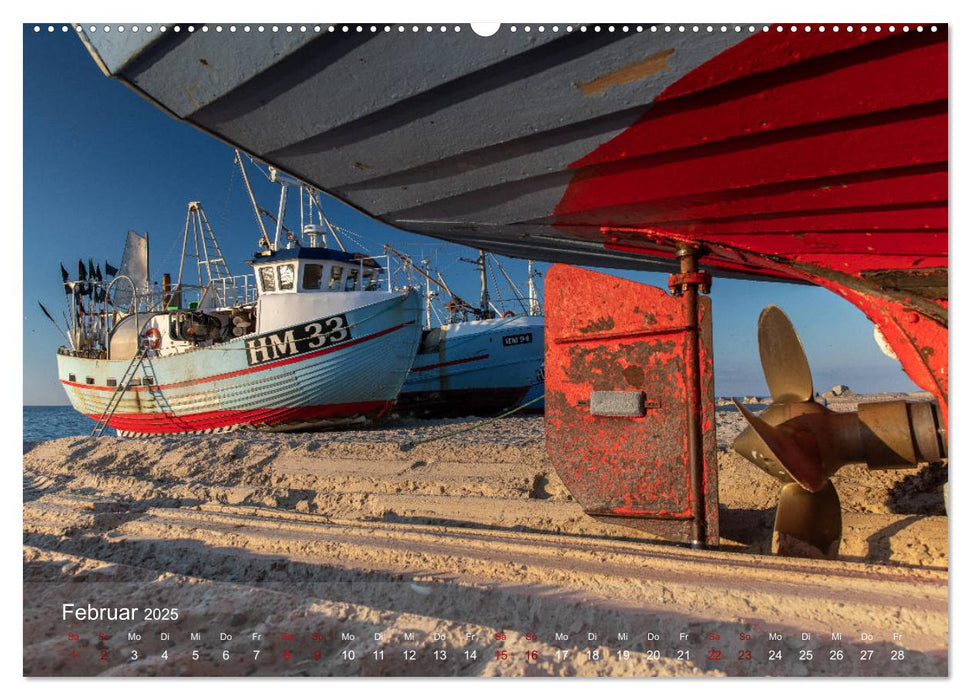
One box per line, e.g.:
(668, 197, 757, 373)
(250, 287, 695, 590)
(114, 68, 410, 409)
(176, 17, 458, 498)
(545, 264, 718, 546)
(554, 25, 948, 424)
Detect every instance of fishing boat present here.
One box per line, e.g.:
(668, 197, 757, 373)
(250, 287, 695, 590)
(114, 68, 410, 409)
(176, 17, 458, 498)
(387, 246, 544, 417)
(76, 24, 948, 420)
(55, 155, 423, 436)
(74, 24, 947, 552)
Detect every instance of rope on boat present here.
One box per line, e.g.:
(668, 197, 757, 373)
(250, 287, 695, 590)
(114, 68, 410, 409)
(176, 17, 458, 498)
(399, 393, 545, 451)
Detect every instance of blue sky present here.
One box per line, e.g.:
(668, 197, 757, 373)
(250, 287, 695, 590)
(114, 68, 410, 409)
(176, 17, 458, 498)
(21, 25, 920, 405)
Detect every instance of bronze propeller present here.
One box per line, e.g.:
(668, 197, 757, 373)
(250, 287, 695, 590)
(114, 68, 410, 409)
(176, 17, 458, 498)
(732, 306, 945, 559)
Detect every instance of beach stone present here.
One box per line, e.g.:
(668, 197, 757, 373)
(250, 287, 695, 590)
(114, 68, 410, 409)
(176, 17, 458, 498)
(822, 385, 853, 401)
(741, 396, 760, 404)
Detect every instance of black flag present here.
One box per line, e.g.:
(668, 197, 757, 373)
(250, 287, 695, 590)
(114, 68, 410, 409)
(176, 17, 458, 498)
(88, 258, 96, 280)
(60, 263, 71, 294)
(93, 264, 104, 303)
(105, 260, 118, 277)
(76, 260, 89, 296)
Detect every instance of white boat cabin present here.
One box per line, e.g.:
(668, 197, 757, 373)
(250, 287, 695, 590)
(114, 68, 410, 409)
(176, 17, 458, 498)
(101, 248, 391, 360)
(252, 247, 385, 296)
(249, 247, 391, 334)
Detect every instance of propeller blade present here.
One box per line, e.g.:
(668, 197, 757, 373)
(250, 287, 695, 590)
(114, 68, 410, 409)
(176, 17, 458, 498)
(733, 404, 795, 482)
(733, 400, 826, 493)
(773, 481, 842, 559)
(758, 306, 813, 403)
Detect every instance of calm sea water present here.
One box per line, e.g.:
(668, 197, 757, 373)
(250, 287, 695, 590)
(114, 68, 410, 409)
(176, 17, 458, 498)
(23, 406, 97, 442)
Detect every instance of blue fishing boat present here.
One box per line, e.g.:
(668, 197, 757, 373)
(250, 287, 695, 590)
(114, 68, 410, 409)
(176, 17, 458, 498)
(387, 247, 544, 417)
(400, 314, 544, 417)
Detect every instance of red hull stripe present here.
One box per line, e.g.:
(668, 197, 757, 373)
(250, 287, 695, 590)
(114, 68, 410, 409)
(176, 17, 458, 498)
(410, 353, 489, 373)
(85, 401, 391, 433)
(62, 321, 412, 393)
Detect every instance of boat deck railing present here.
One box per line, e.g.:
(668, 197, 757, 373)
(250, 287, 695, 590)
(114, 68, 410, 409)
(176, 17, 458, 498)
(208, 274, 258, 307)
(64, 273, 258, 358)
(360, 255, 392, 293)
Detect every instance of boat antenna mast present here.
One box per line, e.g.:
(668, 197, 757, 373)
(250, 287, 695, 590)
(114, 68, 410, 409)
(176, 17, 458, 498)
(306, 187, 347, 252)
(420, 259, 438, 328)
(459, 250, 495, 319)
(527, 260, 542, 316)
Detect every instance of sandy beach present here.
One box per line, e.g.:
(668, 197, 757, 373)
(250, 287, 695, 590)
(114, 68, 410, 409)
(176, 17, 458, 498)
(23, 393, 947, 676)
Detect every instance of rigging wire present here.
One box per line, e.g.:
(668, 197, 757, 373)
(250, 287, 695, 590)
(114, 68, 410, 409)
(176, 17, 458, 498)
(399, 393, 545, 450)
(218, 156, 237, 244)
(486, 256, 505, 312)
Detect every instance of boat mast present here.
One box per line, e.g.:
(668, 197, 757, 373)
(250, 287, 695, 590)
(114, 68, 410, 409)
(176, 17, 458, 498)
(423, 261, 434, 328)
(235, 150, 270, 249)
(478, 250, 490, 317)
(527, 260, 541, 316)
(270, 169, 288, 251)
(177, 202, 231, 289)
(309, 189, 347, 252)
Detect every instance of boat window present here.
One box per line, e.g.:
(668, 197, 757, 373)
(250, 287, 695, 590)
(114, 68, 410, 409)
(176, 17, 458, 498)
(278, 264, 295, 291)
(68, 373, 76, 383)
(85, 377, 95, 385)
(328, 265, 344, 290)
(303, 263, 323, 290)
(344, 268, 360, 291)
(260, 267, 276, 292)
(106, 378, 117, 387)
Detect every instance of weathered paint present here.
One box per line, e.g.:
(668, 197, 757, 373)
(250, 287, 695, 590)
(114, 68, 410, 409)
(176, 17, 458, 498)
(545, 264, 718, 545)
(577, 48, 676, 96)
